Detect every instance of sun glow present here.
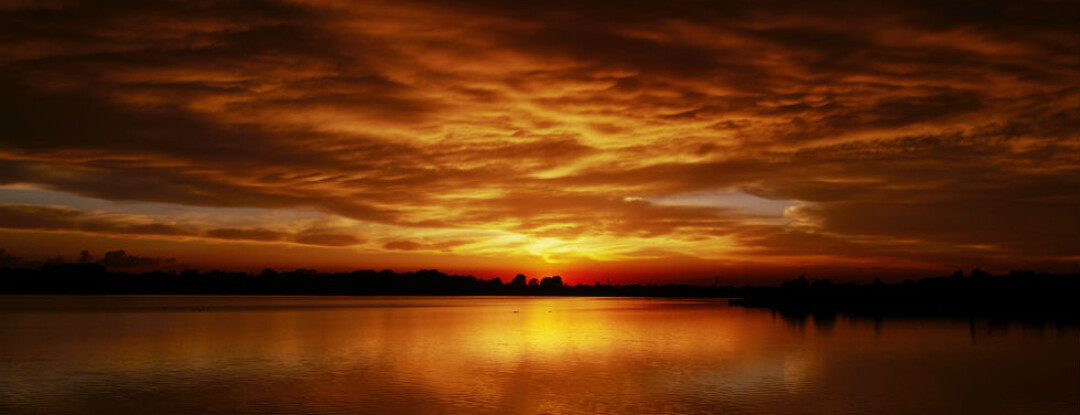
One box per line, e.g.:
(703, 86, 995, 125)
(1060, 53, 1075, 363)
(0, 0, 1076, 280)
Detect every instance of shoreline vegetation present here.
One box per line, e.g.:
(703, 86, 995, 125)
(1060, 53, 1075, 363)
(1, 263, 1078, 322)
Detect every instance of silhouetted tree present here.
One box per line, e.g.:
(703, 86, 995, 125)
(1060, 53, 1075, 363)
(781, 275, 809, 291)
(0, 249, 20, 267)
(539, 275, 564, 289)
(810, 279, 833, 289)
(43, 256, 65, 267)
(509, 274, 527, 288)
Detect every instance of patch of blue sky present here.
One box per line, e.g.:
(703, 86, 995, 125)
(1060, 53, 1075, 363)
(645, 190, 794, 217)
(0, 185, 330, 226)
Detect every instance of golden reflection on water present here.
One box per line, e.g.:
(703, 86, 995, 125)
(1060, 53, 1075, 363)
(0, 297, 1077, 415)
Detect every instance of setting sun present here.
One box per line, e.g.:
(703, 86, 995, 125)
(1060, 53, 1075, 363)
(0, 0, 1076, 284)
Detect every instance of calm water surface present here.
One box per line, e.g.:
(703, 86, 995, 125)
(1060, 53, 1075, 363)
(0, 296, 1076, 414)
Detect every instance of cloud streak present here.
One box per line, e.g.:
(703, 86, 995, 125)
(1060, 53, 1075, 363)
(0, 0, 1076, 278)
(0, 204, 364, 247)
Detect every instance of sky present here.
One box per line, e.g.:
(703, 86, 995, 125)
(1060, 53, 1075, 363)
(0, 0, 1077, 284)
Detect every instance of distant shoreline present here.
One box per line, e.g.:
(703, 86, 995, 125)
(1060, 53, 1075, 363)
(2, 265, 1077, 323)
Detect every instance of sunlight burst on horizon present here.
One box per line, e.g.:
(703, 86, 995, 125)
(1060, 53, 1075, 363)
(0, 0, 1077, 283)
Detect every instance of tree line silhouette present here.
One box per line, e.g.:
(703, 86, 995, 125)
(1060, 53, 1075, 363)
(734, 270, 1079, 323)
(0, 261, 738, 297)
(0, 252, 1076, 322)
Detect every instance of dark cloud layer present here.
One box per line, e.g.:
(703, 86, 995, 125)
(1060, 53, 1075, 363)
(0, 205, 364, 247)
(0, 0, 1077, 275)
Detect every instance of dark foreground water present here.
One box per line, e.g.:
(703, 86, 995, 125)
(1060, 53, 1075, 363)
(0, 296, 1076, 415)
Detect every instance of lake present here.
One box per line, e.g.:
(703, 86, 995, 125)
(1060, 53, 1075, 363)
(0, 296, 1076, 414)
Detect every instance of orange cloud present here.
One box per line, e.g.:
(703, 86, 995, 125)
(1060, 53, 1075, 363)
(0, 0, 1076, 279)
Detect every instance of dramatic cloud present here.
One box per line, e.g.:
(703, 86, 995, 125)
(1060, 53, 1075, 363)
(293, 230, 364, 247)
(383, 240, 472, 252)
(0, 204, 365, 247)
(0, 0, 1076, 280)
(0, 204, 194, 236)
